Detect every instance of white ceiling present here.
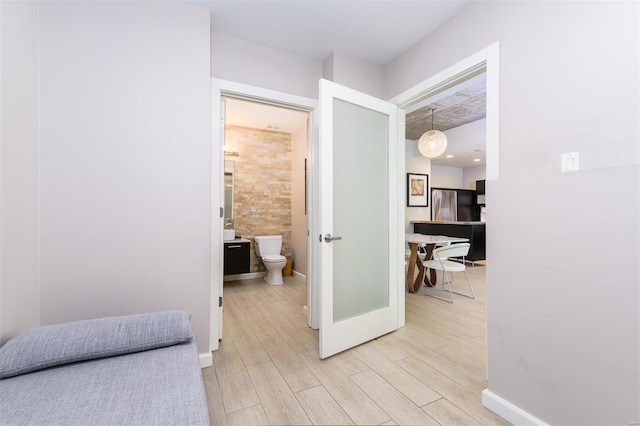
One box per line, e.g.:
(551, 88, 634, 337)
(207, 1, 484, 169)
(187, 0, 471, 65)
(224, 97, 308, 134)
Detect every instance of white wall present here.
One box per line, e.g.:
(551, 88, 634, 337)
(322, 52, 334, 82)
(329, 51, 387, 99)
(404, 140, 431, 233)
(388, 2, 639, 424)
(211, 31, 323, 99)
(290, 122, 308, 276)
(0, 1, 40, 344)
(37, 2, 212, 354)
(431, 165, 463, 188)
(463, 166, 485, 190)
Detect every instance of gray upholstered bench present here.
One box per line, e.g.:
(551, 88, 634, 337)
(0, 311, 209, 425)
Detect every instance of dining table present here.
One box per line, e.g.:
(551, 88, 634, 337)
(405, 233, 469, 293)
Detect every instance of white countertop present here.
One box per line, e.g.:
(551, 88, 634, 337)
(410, 221, 485, 225)
(224, 238, 251, 244)
(405, 234, 469, 244)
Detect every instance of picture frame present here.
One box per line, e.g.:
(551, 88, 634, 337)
(407, 173, 429, 207)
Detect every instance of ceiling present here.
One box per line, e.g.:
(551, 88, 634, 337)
(205, 1, 485, 169)
(224, 97, 308, 134)
(405, 74, 486, 139)
(187, 1, 471, 65)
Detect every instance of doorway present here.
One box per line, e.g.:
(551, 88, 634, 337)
(220, 95, 310, 337)
(210, 78, 404, 358)
(391, 42, 500, 385)
(210, 80, 318, 352)
(222, 97, 309, 281)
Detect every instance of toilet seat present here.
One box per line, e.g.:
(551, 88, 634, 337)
(262, 255, 286, 263)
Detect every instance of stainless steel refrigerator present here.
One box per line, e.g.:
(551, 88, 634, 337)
(432, 189, 457, 221)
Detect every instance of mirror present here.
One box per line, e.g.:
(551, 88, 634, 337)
(224, 160, 234, 221)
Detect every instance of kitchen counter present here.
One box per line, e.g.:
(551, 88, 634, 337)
(411, 220, 485, 225)
(412, 221, 486, 262)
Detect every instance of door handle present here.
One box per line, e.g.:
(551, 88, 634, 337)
(324, 234, 343, 243)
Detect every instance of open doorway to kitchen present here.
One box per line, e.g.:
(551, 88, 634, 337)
(392, 42, 500, 378)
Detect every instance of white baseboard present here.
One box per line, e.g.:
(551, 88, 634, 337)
(223, 272, 265, 282)
(482, 389, 548, 426)
(292, 270, 306, 280)
(199, 352, 213, 368)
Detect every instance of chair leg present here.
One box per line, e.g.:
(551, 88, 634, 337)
(419, 270, 454, 303)
(449, 269, 476, 299)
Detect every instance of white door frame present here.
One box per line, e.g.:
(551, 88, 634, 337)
(388, 41, 500, 372)
(210, 79, 319, 352)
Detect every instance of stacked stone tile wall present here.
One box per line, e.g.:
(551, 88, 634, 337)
(225, 125, 291, 272)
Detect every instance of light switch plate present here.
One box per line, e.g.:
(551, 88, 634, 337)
(561, 152, 579, 172)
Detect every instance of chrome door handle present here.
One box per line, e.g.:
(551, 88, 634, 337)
(324, 234, 342, 243)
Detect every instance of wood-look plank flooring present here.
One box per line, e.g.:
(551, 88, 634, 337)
(203, 264, 511, 425)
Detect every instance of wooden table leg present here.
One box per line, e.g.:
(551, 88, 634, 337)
(413, 248, 425, 293)
(411, 243, 434, 293)
(422, 244, 437, 288)
(406, 243, 418, 293)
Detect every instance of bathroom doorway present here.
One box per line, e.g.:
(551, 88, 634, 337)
(222, 96, 309, 284)
(211, 81, 318, 350)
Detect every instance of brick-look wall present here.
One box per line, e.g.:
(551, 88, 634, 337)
(225, 125, 291, 272)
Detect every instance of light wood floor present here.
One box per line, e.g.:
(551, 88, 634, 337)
(202, 264, 511, 425)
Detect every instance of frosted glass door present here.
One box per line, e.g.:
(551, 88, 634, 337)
(332, 98, 389, 321)
(318, 79, 400, 359)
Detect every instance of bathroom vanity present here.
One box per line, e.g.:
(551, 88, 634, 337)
(223, 238, 250, 275)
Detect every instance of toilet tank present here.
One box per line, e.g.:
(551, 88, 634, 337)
(254, 235, 282, 257)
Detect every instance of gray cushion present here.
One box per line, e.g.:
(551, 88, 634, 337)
(0, 340, 209, 425)
(0, 311, 193, 379)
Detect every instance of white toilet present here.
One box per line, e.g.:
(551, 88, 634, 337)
(254, 235, 287, 285)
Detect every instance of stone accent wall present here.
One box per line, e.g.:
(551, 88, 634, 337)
(225, 125, 291, 272)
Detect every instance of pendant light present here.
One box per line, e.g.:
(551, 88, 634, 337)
(418, 108, 448, 158)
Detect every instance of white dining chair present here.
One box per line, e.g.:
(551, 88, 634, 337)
(421, 242, 475, 303)
(417, 241, 453, 283)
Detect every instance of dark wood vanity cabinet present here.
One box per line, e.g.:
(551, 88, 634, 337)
(224, 240, 250, 275)
(414, 222, 486, 262)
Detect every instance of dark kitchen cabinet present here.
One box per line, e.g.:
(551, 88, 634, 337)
(224, 240, 250, 275)
(414, 223, 443, 235)
(414, 222, 486, 262)
(456, 189, 479, 221)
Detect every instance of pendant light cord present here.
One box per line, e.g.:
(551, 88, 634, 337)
(431, 107, 436, 131)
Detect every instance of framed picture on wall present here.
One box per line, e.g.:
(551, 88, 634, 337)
(407, 173, 429, 207)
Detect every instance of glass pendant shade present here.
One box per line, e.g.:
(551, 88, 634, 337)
(418, 107, 448, 158)
(418, 130, 447, 158)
